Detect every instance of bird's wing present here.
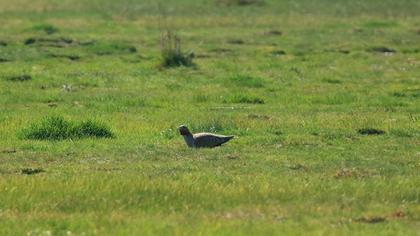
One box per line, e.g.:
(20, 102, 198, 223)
(193, 133, 234, 148)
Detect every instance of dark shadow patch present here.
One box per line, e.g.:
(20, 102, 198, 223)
(1, 149, 16, 153)
(355, 216, 386, 224)
(24, 37, 74, 47)
(323, 79, 342, 84)
(0, 41, 7, 46)
(264, 30, 282, 36)
(90, 167, 124, 172)
(324, 49, 350, 54)
(0, 58, 10, 63)
(353, 28, 363, 33)
(88, 42, 137, 55)
(21, 168, 45, 175)
(338, 49, 350, 54)
(391, 92, 405, 97)
(209, 48, 234, 54)
(269, 129, 283, 136)
(24, 38, 36, 45)
(217, 0, 265, 6)
(367, 47, 396, 54)
(271, 50, 286, 56)
(358, 128, 385, 135)
(227, 39, 245, 45)
(6, 75, 32, 82)
(195, 53, 211, 58)
(48, 54, 80, 61)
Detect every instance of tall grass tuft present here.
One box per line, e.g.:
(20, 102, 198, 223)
(20, 116, 114, 140)
(224, 94, 265, 104)
(160, 30, 194, 68)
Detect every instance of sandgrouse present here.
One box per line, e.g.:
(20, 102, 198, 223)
(178, 125, 234, 148)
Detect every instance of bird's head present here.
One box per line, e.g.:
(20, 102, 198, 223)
(178, 125, 191, 136)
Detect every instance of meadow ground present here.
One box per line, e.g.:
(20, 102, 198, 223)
(0, 0, 419, 235)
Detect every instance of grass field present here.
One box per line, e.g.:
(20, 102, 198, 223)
(0, 0, 419, 235)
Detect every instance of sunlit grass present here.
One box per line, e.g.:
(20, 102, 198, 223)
(0, 0, 419, 235)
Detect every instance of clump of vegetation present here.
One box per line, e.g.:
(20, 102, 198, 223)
(230, 74, 265, 88)
(87, 42, 137, 55)
(323, 78, 342, 84)
(24, 38, 37, 45)
(357, 128, 386, 135)
(32, 24, 59, 34)
(367, 47, 396, 53)
(271, 50, 286, 56)
(48, 53, 81, 61)
(264, 30, 282, 36)
(24, 37, 74, 47)
(160, 128, 176, 140)
(227, 39, 245, 44)
(193, 94, 210, 103)
(224, 94, 265, 104)
(20, 116, 114, 140)
(21, 168, 45, 175)
(6, 74, 32, 82)
(391, 90, 420, 98)
(160, 30, 194, 68)
(355, 216, 387, 224)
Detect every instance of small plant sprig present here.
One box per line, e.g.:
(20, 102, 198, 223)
(160, 30, 194, 68)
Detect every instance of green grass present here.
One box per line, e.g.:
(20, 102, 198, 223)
(31, 23, 60, 35)
(0, 0, 419, 235)
(20, 116, 114, 140)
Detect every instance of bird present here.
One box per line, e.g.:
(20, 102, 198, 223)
(178, 125, 234, 148)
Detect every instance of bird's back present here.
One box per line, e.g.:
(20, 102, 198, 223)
(193, 133, 234, 148)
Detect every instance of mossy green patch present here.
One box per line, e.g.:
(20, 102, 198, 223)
(20, 116, 114, 140)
